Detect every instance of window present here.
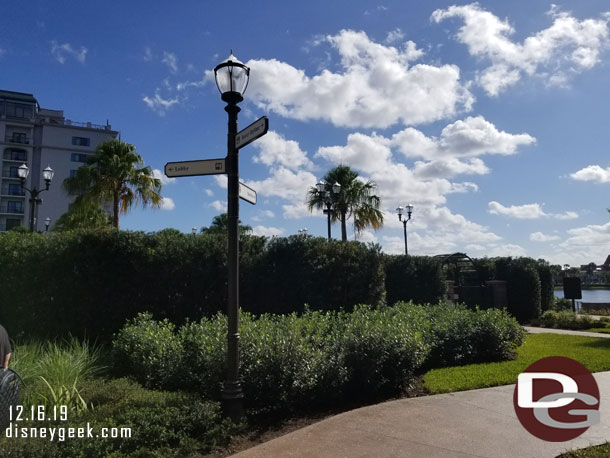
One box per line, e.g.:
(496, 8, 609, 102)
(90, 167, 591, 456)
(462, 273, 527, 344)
(8, 150, 27, 161)
(72, 137, 90, 147)
(8, 184, 22, 196)
(7, 201, 23, 214)
(4, 102, 33, 119)
(71, 153, 88, 162)
(9, 166, 19, 178)
(11, 133, 27, 144)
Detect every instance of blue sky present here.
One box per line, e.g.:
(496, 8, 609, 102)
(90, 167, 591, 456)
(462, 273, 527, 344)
(3, 1, 610, 266)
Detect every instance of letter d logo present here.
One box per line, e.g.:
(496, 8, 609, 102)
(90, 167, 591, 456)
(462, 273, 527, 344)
(513, 356, 600, 442)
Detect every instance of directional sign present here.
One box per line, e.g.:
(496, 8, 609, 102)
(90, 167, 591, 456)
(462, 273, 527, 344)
(235, 116, 269, 149)
(239, 182, 257, 205)
(165, 158, 226, 178)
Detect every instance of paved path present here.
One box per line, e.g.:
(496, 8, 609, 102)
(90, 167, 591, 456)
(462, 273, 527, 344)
(524, 326, 610, 338)
(230, 329, 610, 458)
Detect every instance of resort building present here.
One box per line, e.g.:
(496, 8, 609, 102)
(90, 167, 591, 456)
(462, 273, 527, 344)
(0, 90, 118, 232)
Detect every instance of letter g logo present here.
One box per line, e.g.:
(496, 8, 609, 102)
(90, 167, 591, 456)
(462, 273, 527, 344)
(513, 357, 600, 441)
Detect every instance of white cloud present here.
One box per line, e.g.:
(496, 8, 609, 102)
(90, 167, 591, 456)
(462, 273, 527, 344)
(530, 231, 561, 242)
(204, 189, 214, 197)
(51, 41, 87, 64)
(0, 48, 5, 58)
(152, 169, 176, 185)
(252, 225, 284, 237)
(392, 116, 536, 159)
(142, 90, 179, 116)
(240, 29, 473, 128)
(488, 201, 578, 220)
(385, 28, 405, 44)
(159, 197, 175, 211)
(162, 51, 178, 73)
(245, 167, 317, 203)
(541, 221, 610, 265)
(143, 47, 153, 61)
(432, 4, 610, 95)
(252, 131, 313, 170)
(209, 200, 227, 212)
(570, 165, 610, 183)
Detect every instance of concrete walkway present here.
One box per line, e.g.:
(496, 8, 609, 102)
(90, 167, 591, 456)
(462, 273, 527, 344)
(230, 329, 610, 458)
(525, 326, 610, 338)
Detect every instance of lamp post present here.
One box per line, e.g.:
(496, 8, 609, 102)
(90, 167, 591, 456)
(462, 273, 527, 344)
(44, 217, 51, 233)
(396, 204, 413, 255)
(192, 227, 197, 236)
(214, 51, 249, 421)
(18, 164, 54, 232)
(298, 228, 308, 236)
(315, 180, 341, 240)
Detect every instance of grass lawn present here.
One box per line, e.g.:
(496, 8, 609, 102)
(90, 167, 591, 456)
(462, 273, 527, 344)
(559, 443, 610, 457)
(424, 333, 610, 394)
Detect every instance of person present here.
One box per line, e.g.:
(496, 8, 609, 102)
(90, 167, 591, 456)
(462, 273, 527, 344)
(0, 324, 11, 371)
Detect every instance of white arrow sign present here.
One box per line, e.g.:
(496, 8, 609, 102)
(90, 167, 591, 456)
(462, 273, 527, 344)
(165, 158, 226, 178)
(239, 182, 257, 205)
(236, 116, 269, 149)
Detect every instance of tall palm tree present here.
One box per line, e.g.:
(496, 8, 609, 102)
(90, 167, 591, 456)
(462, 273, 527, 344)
(307, 165, 383, 241)
(63, 139, 162, 229)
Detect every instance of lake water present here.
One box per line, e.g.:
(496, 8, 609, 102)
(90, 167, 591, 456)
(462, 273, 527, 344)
(554, 288, 610, 311)
(554, 289, 610, 302)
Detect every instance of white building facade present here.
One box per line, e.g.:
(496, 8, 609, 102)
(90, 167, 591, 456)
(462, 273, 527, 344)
(0, 90, 118, 232)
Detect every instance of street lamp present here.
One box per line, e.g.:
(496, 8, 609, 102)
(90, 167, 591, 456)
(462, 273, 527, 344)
(192, 227, 197, 235)
(44, 217, 51, 233)
(396, 204, 413, 255)
(214, 51, 249, 421)
(298, 228, 308, 236)
(18, 164, 54, 232)
(315, 180, 341, 240)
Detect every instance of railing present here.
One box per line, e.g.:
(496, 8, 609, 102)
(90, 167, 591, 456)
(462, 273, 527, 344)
(2, 152, 27, 161)
(0, 206, 24, 214)
(4, 136, 30, 144)
(0, 187, 25, 196)
(65, 120, 109, 130)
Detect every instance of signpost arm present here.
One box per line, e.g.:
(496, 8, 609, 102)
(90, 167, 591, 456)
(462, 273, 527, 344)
(222, 93, 244, 419)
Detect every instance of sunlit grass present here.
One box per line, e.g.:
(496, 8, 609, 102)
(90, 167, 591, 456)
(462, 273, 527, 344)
(424, 333, 610, 394)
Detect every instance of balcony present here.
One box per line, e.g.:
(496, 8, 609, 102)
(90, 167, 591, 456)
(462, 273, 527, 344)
(0, 205, 24, 215)
(0, 187, 25, 197)
(4, 135, 30, 145)
(1, 170, 20, 179)
(3, 151, 27, 162)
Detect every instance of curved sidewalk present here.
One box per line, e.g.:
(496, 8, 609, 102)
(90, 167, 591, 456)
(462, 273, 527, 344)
(231, 329, 610, 458)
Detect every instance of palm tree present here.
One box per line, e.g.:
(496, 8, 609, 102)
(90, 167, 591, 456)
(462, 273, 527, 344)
(63, 139, 162, 229)
(307, 165, 383, 241)
(200, 213, 252, 236)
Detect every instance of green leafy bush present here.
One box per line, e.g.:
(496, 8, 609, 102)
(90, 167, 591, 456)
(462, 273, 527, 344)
(538, 310, 596, 330)
(113, 303, 525, 414)
(111, 313, 183, 388)
(424, 303, 525, 367)
(0, 377, 239, 458)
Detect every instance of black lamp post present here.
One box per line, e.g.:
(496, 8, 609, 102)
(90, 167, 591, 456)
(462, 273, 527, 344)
(396, 204, 413, 255)
(191, 227, 197, 236)
(18, 164, 54, 232)
(44, 217, 51, 233)
(214, 51, 249, 421)
(316, 180, 341, 240)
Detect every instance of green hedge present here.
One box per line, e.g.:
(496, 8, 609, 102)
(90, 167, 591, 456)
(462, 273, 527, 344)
(113, 303, 525, 414)
(0, 231, 384, 340)
(384, 255, 445, 305)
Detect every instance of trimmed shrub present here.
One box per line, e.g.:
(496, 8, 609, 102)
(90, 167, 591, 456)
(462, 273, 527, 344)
(424, 303, 525, 367)
(538, 310, 596, 330)
(112, 303, 525, 414)
(384, 255, 445, 305)
(111, 313, 183, 388)
(242, 236, 385, 314)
